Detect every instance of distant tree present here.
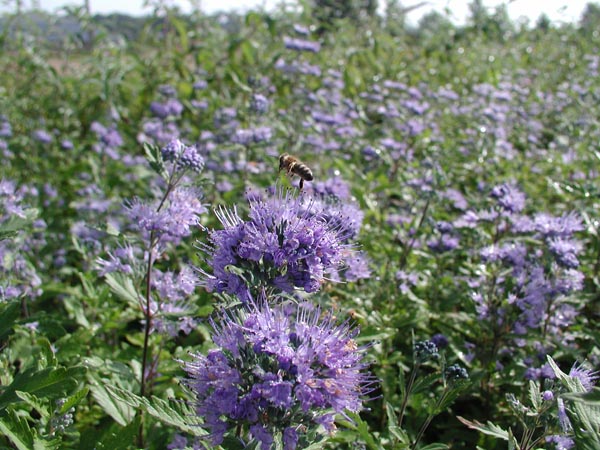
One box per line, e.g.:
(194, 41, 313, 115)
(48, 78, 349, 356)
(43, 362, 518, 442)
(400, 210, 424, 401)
(311, 0, 379, 34)
(467, 0, 488, 32)
(535, 13, 551, 32)
(579, 2, 600, 36)
(415, 10, 454, 42)
(14, 0, 24, 15)
(466, 0, 514, 41)
(384, 0, 429, 37)
(383, 0, 407, 37)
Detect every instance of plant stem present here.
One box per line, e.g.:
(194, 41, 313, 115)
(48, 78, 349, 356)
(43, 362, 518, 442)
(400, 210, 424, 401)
(399, 198, 430, 269)
(411, 389, 449, 450)
(139, 240, 155, 399)
(398, 361, 420, 428)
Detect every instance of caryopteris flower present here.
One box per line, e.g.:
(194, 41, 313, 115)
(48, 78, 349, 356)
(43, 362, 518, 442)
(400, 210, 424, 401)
(125, 186, 206, 248)
(180, 298, 375, 447)
(161, 139, 204, 173)
(199, 189, 354, 302)
(568, 361, 598, 391)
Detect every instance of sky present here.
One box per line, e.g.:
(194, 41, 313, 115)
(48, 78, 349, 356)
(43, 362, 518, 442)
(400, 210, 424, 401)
(1, 0, 591, 25)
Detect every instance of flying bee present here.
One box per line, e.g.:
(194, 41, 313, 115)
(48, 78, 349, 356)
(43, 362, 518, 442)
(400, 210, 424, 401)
(278, 153, 313, 190)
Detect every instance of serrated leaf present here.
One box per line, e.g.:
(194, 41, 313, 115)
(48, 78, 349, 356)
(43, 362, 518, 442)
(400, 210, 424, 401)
(343, 412, 382, 450)
(548, 356, 591, 394)
(385, 402, 409, 443)
(0, 300, 20, 340)
(563, 388, 600, 405)
(546, 356, 572, 385)
(420, 444, 449, 450)
(457, 416, 510, 441)
(104, 384, 206, 436)
(143, 142, 168, 179)
(37, 337, 58, 367)
(0, 207, 38, 240)
(437, 381, 470, 412)
(0, 409, 34, 450)
(411, 372, 440, 395)
(103, 272, 141, 307)
(89, 379, 135, 426)
(507, 428, 518, 450)
(15, 391, 50, 419)
(0, 367, 83, 411)
(58, 387, 89, 414)
(528, 380, 542, 411)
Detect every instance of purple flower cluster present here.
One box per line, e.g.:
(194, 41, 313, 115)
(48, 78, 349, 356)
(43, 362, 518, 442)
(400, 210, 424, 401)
(545, 435, 574, 450)
(149, 266, 199, 337)
(125, 186, 206, 249)
(200, 189, 354, 302)
(150, 99, 184, 119)
(181, 298, 374, 448)
(0, 180, 43, 300)
(231, 127, 273, 146)
(161, 139, 205, 173)
(91, 121, 124, 160)
(455, 183, 584, 341)
(283, 36, 321, 53)
(96, 244, 140, 276)
(32, 129, 53, 144)
(274, 59, 322, 77)
(427, 221, 459, 253)
(250, 93, 270, 115)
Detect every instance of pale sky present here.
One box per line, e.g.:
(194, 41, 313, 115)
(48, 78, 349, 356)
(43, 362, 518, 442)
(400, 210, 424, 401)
(1, 0, 591, 25)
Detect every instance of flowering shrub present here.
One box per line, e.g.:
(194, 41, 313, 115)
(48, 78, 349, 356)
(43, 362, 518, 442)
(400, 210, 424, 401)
(2, 7, 600, 450)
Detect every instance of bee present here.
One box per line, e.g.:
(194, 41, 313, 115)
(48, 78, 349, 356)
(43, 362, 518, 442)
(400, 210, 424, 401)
(278, 153, 313, 190)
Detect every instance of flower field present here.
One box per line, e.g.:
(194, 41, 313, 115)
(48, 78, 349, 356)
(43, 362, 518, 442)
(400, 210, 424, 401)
(1, 3, 600, 449)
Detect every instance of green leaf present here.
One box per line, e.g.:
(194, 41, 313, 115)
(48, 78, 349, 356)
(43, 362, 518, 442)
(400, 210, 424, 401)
(411, 372, 440, 395)
(0, 409, 34, 450)
(420, 444, 449, 450)
(0, 408, 61, 449)
(143, 142, 168, 180)
(0, 207, 38, 240)
(546, 356, 571, 384)
(528, 380, 541, 411)
(342, 412, 383, 450)
(563, 388, 600, 405)
(385, 401, 409, 443)
(15, 391, 50, 419)
(457, 416, 510, 441)
(103, 272, 141, 308)
(89, 378, 136, 426)
(104, 384, 206, 436)
(0, 300, 20, 341)
(94, 418, 141, 450)
(37, 337, 58, 367)
(0, 367, 83, 411)
(58, 387, 89, 415)
(437, 381, 471, 412)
